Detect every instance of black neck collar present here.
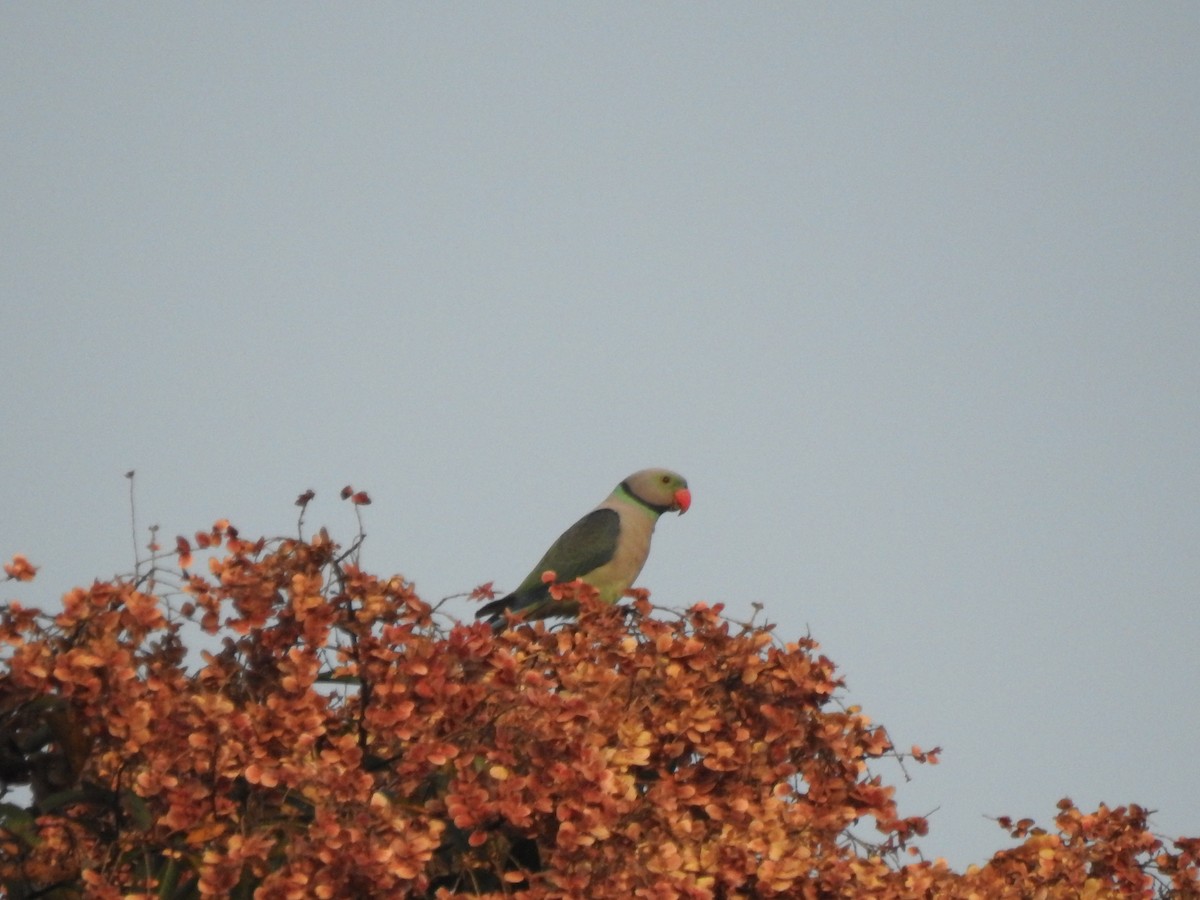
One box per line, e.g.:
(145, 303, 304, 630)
(620, 480, 673, 516)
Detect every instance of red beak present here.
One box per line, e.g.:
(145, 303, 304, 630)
(673, 487, 692, 514)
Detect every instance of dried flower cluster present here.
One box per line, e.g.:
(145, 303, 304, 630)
(2, 523, 1197, 898)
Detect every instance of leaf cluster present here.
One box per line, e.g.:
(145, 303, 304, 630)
(1, 527, 1197, 898)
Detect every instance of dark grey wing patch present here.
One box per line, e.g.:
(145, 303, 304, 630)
(524, 507, 620, 587)
(476, 508, 620, 622)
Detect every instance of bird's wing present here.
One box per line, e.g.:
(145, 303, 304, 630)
(514, 507, 621, 595)
(477, 507, 621, 620)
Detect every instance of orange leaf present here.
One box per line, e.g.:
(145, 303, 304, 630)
(3, 553, 38, 581)
(185, 821, 228, 845)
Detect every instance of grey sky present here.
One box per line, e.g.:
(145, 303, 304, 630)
(3, 4, 1197, 868)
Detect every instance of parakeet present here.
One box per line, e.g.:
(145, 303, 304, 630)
(477, 468, 691, 626)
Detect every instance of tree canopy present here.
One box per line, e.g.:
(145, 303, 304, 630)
(2, 511, 1197, 898)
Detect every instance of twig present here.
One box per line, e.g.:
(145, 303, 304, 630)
(124, 470, 142, 581)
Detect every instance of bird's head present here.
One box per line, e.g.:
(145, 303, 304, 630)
(622, 468, 691, 515)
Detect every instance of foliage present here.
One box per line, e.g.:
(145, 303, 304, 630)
(2, 515, 1197, 898)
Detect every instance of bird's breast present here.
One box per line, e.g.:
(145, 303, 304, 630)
(583, 506, 657, 603)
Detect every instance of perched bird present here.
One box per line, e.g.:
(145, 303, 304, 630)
(477, 468, 691, 626)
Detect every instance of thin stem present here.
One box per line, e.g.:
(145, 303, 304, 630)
(126, 470, 139, 579)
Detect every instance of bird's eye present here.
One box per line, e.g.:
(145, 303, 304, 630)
(661, 475, 670, 483)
